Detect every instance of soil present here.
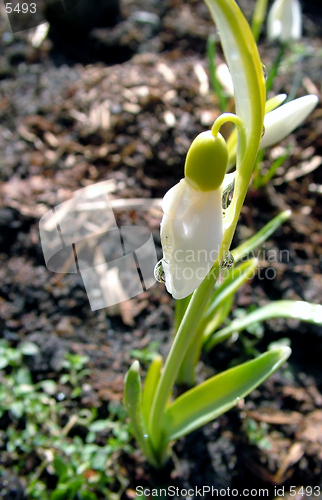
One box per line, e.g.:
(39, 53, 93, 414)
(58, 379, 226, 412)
(0, 0, 322, 498)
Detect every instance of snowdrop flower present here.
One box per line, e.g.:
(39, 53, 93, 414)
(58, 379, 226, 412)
(260, 95, 318, 149)
(158, 131, 228, 300)
(267, 0, 302, 42)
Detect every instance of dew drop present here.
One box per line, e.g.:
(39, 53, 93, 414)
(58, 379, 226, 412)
(262, 63, 268, 82)
(154, 259, 166, 283)
(261, 125, 266, 138)
(222, 178, 235, 210)
(143, 433, 149, 439)
(221, 251, 234, 270)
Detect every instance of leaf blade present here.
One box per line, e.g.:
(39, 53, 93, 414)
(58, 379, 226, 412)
(162, 347, 291, 442)
(123, 361, 157, 467)
(232, 210, 291, 263)
(206, 300, 322, 350)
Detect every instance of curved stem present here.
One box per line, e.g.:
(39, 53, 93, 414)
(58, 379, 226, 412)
(212, 113, 247, 160)
(211, 112, 244, 137)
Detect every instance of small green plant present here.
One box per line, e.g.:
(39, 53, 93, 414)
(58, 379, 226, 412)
(60, 353, 91, 398)
(130, 341, 159, 364)
(0, 340, 131, 499)
(244, 418, 272, 451)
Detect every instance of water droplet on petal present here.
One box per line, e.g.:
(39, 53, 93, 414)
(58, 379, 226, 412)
(154, 259, 166, 283)
(222, 178, 235, 209)
(261, 125, 266, 138)
(221, 251, 234, 270)
(262, 63, 268, 82)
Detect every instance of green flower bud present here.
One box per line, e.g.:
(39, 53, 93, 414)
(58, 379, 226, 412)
(184, 131, 228, 191)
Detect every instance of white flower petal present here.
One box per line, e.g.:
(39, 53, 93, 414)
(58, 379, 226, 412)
(267, 0, 302, 42)
(160, 179, 223, 299)
(222, 172, 235, 192)
(260, 95, 318, 149)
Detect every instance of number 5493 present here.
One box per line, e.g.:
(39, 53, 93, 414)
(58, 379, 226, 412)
(5, 3, 37, 14)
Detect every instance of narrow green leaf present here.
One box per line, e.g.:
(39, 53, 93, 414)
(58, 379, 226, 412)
(39, 380, 57, 395)
(207, 34, 227, 112)
(266, 43, 286, 92)
(251, 0, 269, 42)
(53, 456, 69, 481)
(123, 361, 157, 467)
(142, 355, 163, 427)
(89, 420, 113, 433)
(174, 295, 192, 332)
(265, 94, 287, 114)
(232, 210, 291, 263)
(206, 300, 322, 351)
(0, 357, 9, 369)
(19, 342, 40, 355)
(203, 259, 258, 334)
(254, 148, 290, 188)
(162, 347, 291, 442)
(10, 401, 24, 419)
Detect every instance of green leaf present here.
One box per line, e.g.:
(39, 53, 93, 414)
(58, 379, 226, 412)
(207, 34, 227, 111)
(162, 347, 291, 442)
(141, 355, 163, 426)
(59, 374, 70, 385)
(251, 0, 268, 42)
(85, 431, 96, 444)
(53, 456, 69, 481)
(266, 43, 286, 92)
(10, 401, 24, 419)
(39, 380, 57, 395)
(123, 361, 157, 467)
(50, 487, 69, 500)
(78, 492, 98, 500)
(265, 94, 287, 114)
(203, 258, 259, 340)
(15, 366, 32, 385)
(91, 449, 109, 470)
(253, 148, 290, 188)
(89, 420, 113, 433)
(232, 210, 291, 263)
(19, 342, 40, 355)
(0, 356, 9, 369)
(206, 300, 322, 350)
